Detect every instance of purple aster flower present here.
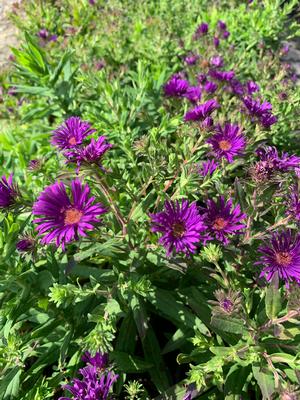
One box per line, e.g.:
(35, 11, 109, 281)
(209, 69, 235, 81)
(201, 116, 214, 130)
(230, 79, 245, 96)
(202, 196, 246, 244)
(49, 34, 58, 42)
(242, 97, 277, 128)
(197, 73, 207, 84)
(218, 20, 227, 30)
(51, 117, 96, 150)
(184, 99, 219, 122)
(82, 352, 108, 369)
(33, 180, 106, 250)
(257, 230, 300, 285)
(280, 44, 289, 55)
(286, 187, 300, 222)
(0, 175, 19, 208)
(203, 81, 218, 94)
(89, 0, 96, 4)
(209, 289, 242, 316)
(222, 31, 230, 39)
(207, 123, 246, 163)
(194, 22, 208, 39)
(210, 56, 224, 68)
(16, 235, 35, 253)
(38, 28, 49, 40)
(246, 81, 260, 95)
(163, 74, 189, 97)
(64, 137, 112, 170)
(213, 36, 220, 48)
(59, 366, 118, 400)
(184, 86, 202, 103)
(256, 146, 300, 171)
(198, 159, 218, 177)
(184, 54, 199, 65)
(150, 200, 207, 255)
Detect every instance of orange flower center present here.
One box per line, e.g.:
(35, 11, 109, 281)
(68, 137, 77, 145)
(275, 251, 292, 266)
(213, 217, 228, 230)
(219, 140, 232, 151)
(172, 222, 186, 238)
(64, 208, 83, 225)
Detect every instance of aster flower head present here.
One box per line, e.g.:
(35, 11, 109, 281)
(184, 99, 219, 122)
(201, 116, 214, 130)
(52, 117, 96, 150)
(163, 74, 189, 98)
(246, 80, 260, 95)
(64, 136, 112, 170)
(210, 56, 224, 68)
(33, 180, 106, 250)
(150, 200, 207, 256)
(213, 36, 220, 48)
(197, 73, 207, 84)
(222, 31, 230, 39)
(16, 235, 35, 253)
(257, 230, 300, 286)
(242, 97, 277, 128)
(203, 81, 218, 94)
(209, 289, 242, 316)
(38, 28, 49, 39)
(82, 351, 109, 370)
(202, 196, 246, 244)
(209, 69, 235, 81)
(256, 146, 300, 172)
(230, 79, 244, 96)
(194, 22, 208, 39)
(184, 86, 201, 103)
(207, 123, 246, 163)
(184, 54, 199, 66)
(59, 366, 118, 400)
(198, 159, 218, 177)
(217, 20, 227, 30)
(0, 175, 19, 208)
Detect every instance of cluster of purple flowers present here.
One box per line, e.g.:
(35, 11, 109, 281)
(59, 351, 118, 400)
(37, 28, 57, 43)
(193, 20, 230, 47)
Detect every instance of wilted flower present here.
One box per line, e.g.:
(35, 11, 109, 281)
(202, 196, 246, 244)
(256, 146, 300, 172)
(209, 289, 242, 316)
(184, 99, 219, 122)
(59, 366, 118, 400)
(222, 31, 230, 39)
(52, 116, 96, 150)
(150, 200, 207, 255)
(217, 20, 227, 30)
(28, 159, 43, 171)
(197, 73, 207, 84)
(209, 70, 235, 81)
(184, 86, 201, 103)
(64, 137, 112, 170)
(242, 97, 277, 128)
(33, 180, 107, 250)
(248, 161, 273, 184)
(163, 74, 189, 97)
(198, 159, 218, 177)
(286, 186, 300, 222)
(0, 175, 19, 208)
(95, 60, 106, 70)
(246, 81, 260, 95)
(257, 230, 300, 286)
(207, 123, 246, 163)
(203, 81, 218, 93)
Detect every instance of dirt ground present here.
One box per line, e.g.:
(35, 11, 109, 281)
(0, 0, 20, 69)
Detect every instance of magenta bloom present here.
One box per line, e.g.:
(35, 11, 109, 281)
(184, 86, 201, 103)
(184, 54, 199, 65)
(257, 230, 300, 285)
(38, 28, 49, 39)
(184, 99, 219, 122)
(210, 56, 224, 68)
(197, 73, 207, 84)
(218, 20, 227, 30)
(213, 37, 220, 48)
(242, 97, 277, 128)
(223, 31, 230, 39)
(16, 236, 35, 253)
(209, 70, 235, 81)
(203, 81, 218, 94)
(202, 196, 246, 244)
(198, 159, 218, 177)
(256, 146, 300, 171)
(0, 175, 18, 208)
(52, 117, 96, 150)
(33, 180, 106, 250)
(207, 123, 246, 163)
(194, 23, 208, 39)
(163, 74, 189, 97)
(82, 352, 108, 370)
(246, 81, 260, 95)
(150, 200, 207, 255)
(59, 366, 118, 400)
(64, 137, 112, 170)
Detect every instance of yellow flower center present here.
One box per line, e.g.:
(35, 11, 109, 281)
(213, 217, 228, 230)
(172, 222, 186, 238)
(64, 208, 83, 225)
(275, 251, 292, 266)
(219, 140, 232, 151)
(68, 137, 77, 145)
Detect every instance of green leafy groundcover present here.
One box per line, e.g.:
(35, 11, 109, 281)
(0, 0, 300, 399)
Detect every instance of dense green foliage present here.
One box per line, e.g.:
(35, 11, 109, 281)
(0, 1, 300, 399)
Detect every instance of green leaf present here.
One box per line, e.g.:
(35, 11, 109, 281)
(211, 314, 245, 335)
(252, 365, 275, 400)
(265, 275, 281, 320)
(225, 364, 251, 397)
(110, 351, 152, 373)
